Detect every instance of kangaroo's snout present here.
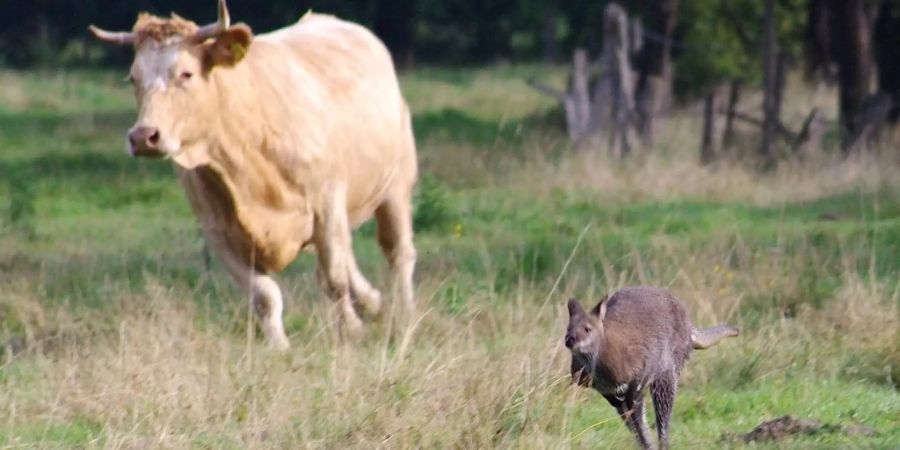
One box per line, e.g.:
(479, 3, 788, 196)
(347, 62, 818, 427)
(564, 333, 575, 348)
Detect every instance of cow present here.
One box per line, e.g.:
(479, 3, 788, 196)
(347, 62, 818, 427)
(89, 0, 418, 350)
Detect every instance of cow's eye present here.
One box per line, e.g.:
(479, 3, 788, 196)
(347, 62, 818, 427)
(179, 71, 193, 81)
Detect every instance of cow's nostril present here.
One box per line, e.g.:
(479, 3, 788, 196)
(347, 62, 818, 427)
(127, 127, 163, 155)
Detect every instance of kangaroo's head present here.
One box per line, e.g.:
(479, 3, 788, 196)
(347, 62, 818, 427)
(565, 297, 607, 355)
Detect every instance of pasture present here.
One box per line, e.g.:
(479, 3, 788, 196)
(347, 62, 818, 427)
(0, 67, 898, 448)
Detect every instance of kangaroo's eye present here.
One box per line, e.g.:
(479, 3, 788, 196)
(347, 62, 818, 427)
(179, 71, 193, 81)
(582, 325, 591, 333)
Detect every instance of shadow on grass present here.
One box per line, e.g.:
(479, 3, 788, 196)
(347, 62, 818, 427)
(0, 109, 171, 187)
(413, 108, 521, 146)
(0, 110, 133, 140)
(412, 107, 564, 147)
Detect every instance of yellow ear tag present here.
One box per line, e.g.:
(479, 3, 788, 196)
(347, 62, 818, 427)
(230, 43, 246, 62)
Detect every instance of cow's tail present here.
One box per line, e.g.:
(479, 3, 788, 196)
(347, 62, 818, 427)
(691, 325, 739, 350)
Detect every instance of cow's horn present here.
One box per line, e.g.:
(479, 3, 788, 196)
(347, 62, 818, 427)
(193, 0, 231, 41)
(88, 25, 136, 45)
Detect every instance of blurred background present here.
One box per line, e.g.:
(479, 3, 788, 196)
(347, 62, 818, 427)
(0, 1, 898, 448)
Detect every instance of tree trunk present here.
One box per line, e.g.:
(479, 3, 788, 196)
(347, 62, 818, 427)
(634, 0, 679, 146)
(794, 107, 825, 156)
(873, 1, 900, 123)
(806, 0, 836, 80)
(568, 49, 592, 145)
(541, 6, 559, 64)
(775, 51, 788, 117)
(722, 81, 741, 149)
(760, 0, 778, 169)
(833, 0, 875, 151)
(701, 91, 718, 165)
(598, 3, 635, 157)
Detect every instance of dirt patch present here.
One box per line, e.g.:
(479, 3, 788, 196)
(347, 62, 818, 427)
(723, 415, 877, 443)
(744, 415, 830, 442)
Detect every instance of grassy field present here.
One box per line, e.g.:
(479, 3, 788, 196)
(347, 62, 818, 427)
(0, 66, 898, 449)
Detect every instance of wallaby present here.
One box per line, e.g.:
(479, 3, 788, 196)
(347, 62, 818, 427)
(564, 287, 738, 450)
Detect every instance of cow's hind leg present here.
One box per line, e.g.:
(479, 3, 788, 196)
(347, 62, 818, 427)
(347, 255, 382, 316)
(374, 188, 417, 316)
(218, 251, 290, 350)
(315, 187, 364, 337)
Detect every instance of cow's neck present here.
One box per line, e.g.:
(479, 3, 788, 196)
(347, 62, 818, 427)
(178, 64, 279, 198)
(169, 64, 265, 175)
(173, 62, 313, 271)
(208, 65, 266, 167)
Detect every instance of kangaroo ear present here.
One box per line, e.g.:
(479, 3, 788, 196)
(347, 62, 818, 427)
(567, 299, 585, 318)
(590, 295, 609, 319)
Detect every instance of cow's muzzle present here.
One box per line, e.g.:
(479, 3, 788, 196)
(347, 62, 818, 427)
(128, 126, 164, 158)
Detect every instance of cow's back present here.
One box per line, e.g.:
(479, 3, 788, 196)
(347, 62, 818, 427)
(258, 14, 416, 225)
(260, 14, 399, 103)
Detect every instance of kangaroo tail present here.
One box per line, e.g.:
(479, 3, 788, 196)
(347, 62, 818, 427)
(691, 325, 739, 350)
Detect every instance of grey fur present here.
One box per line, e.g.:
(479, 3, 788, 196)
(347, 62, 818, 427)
(565, 287, 739, 450)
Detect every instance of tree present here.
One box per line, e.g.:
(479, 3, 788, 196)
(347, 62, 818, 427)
(806, 0, 881, 151)
(675, 0, 805, 163)
(873, 1, 900, 123)
(760, 0, 778, 169)
(373, 0, 416, 68)
(832, 0, 877, 150)
(634, 0, 679, 145)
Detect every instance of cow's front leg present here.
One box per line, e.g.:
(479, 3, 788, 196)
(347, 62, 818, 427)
(315, 187, 364, 338)
(247, 273, 290, 350)
(217, 249, 290, 350)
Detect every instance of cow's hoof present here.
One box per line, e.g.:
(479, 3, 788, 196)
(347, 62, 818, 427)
(357, 291, 382, 318)
(343, 314, 365, 339)
(268, 335, 291, 351)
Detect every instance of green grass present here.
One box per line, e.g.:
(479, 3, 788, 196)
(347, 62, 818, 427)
(0, 419, 102, 448)
(561, 380, 900, 449)
(0, 66, 898, 448)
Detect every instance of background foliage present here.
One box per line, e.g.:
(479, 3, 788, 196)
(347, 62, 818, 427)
(0, 0, 807, 99)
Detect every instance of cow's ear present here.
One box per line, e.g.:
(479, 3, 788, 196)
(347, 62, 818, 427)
(205, 24, 253, 68)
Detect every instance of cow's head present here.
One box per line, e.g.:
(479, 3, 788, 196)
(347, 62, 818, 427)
(90, 0, 252, 163)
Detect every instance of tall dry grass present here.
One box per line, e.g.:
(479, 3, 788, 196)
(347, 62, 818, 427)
(3, 148, 898, 448)
(2, 244, 897, 448)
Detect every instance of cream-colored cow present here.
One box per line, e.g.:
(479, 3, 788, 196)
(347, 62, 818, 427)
(90, 0, 417, 349)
